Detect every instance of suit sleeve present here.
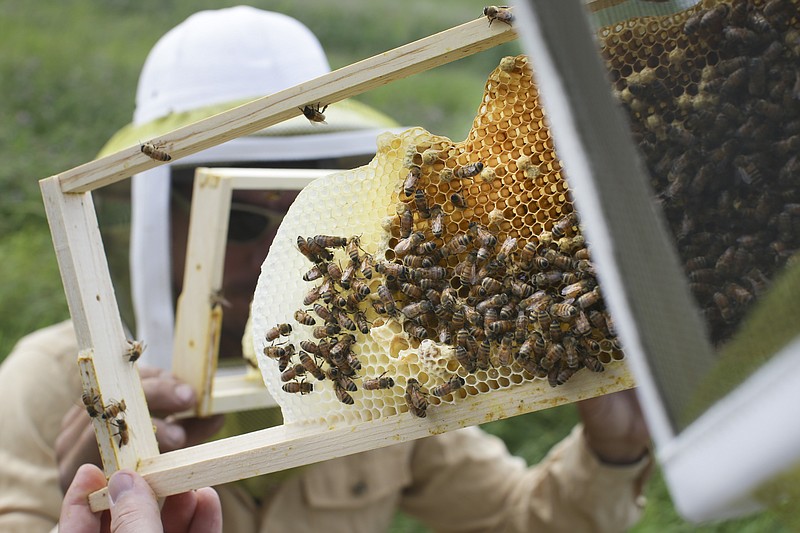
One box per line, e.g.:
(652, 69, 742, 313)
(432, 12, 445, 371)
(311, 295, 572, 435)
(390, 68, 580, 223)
(0, 322, 82, 533)
(400, 424, 651, 533)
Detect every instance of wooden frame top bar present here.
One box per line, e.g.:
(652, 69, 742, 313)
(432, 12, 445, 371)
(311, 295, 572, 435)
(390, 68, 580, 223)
(55, 17, 515, 194)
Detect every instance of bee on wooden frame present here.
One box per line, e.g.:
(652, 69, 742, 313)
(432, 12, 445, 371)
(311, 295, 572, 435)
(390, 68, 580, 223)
(140, 141, 172, 162)
(300, 103, 328, 124)
(483, 6, 514, 26)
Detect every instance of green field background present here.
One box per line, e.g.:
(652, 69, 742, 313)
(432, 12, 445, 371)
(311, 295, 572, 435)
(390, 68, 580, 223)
(0, 1, 789, 531)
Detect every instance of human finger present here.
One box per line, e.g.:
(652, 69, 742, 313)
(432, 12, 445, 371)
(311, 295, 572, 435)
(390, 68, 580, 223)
(58, 463, 107, 533)
(140, 371, 196, 417)
(108, 469, 162, 533)
(188, 488, 223, 533)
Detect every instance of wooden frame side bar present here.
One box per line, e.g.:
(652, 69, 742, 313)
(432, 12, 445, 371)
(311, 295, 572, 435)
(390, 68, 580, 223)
(40, 178, 159, 468)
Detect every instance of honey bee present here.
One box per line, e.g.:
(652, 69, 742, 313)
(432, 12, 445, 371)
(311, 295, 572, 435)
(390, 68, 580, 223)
(431, 376, 466, 397)
(302, 264, 325, 282)
(333, 382, 355, 405)
(552, 363, 578, 387)
(496, 236, 517, 263)
(450, 192, 467, 209)
(359, 255, 374, 279)
(294, 309, 317, 326)
(699, 3, 729, 32)
(576, 288, 601, 310)
(326, 262, 343, 282)
(81, 391, 101, 418)
(479, 277, 504, 297)
(581, 353, 605, 372)
(265, 323, 292, 342)
(517, 336, 535, 362)
(394, 232, 425, 258)
(300, 103, 328, 124)
(405, 378, 428, 417)
(411, 266, 447, 282)
(476, 339, 491, 370)
(125, 340, 146, 363)
(306, 237, 334, 262)
(140, 142, 172, 162)
(344, 236, 361, 263)
(496, 334, 515, 366)
(476, 294, 509, 315)
(281, 364, 307, 382)
(510, 280, 535, 299)
(339, 264, 357, 289)
(442, 233, 473, 256)
(406, 322, 429, 340)
(483, 6, 514, 26)
(362, 372, 395, 390)
(349, 279, 370, 301)
(562, 336, 580, 369)
(397, 204, 414, 239)
(404, 167, 421, 197)
(431, 207, 444, 238)
(112, 418, 130, 447)
(513, 310, 530, 344)
(542, 343, 565, 370)
(354, 311, 370, 335)
(304, 286, 322, 306)
(550, 302, 578, 320)
(327, 366, 358, 392)
(414, 189, 431, 218)
(282, 380, 314, 394)
(552, 213, 577, 239)
(455, 344, 477, 374)
(518, 242, 537, 268)
(375, 284, 397, 316)
(535, 271, 562, 287)
(297, 236, 319, 263)
(573, 311, 592, 337)
(264, 342, 295, 359)
(330, 333, 356, 359)
(101, 399, 127, 420)
(403, 254, 434, 269)
(313, 235, 348, 249)
(454, 162, 484, 179)
(299, 351, 326, 380)
(336, 311, 356, 332)
(375, 260, 409, 280)
(401, 300, 434, 319)
(312, 324, 341, 339)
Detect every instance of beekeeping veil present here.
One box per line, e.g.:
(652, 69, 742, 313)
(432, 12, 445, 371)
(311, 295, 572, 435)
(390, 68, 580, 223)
(97, 6, 400, 369)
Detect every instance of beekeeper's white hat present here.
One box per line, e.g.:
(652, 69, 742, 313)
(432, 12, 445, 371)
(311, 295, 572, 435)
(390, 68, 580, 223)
(99, 7, 401, 368)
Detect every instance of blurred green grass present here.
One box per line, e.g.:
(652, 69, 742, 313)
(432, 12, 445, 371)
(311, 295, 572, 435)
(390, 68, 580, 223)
(0, 1, 789, 531)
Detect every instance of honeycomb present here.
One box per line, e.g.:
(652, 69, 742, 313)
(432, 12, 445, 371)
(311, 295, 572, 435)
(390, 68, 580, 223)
(252, 55, 625, 425)
(599, 0, 800, 344)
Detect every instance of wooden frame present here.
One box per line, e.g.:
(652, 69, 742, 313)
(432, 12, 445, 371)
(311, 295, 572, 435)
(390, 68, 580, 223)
(41, 14, 634, 511)
(172, 167, 334, 416)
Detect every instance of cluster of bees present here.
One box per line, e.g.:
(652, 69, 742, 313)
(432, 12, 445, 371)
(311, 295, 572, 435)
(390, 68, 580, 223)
(81, 390, 129, 446)
(378, 171, 614, 399)
(263, 235, 398, 407)
(602, 0, 800, 343)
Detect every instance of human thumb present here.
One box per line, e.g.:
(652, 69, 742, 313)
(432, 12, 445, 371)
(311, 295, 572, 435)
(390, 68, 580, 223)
(108, 469, 163, 533)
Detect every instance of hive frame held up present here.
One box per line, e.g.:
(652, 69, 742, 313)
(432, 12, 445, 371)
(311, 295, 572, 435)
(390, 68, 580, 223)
(40, 13, 632, 511)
